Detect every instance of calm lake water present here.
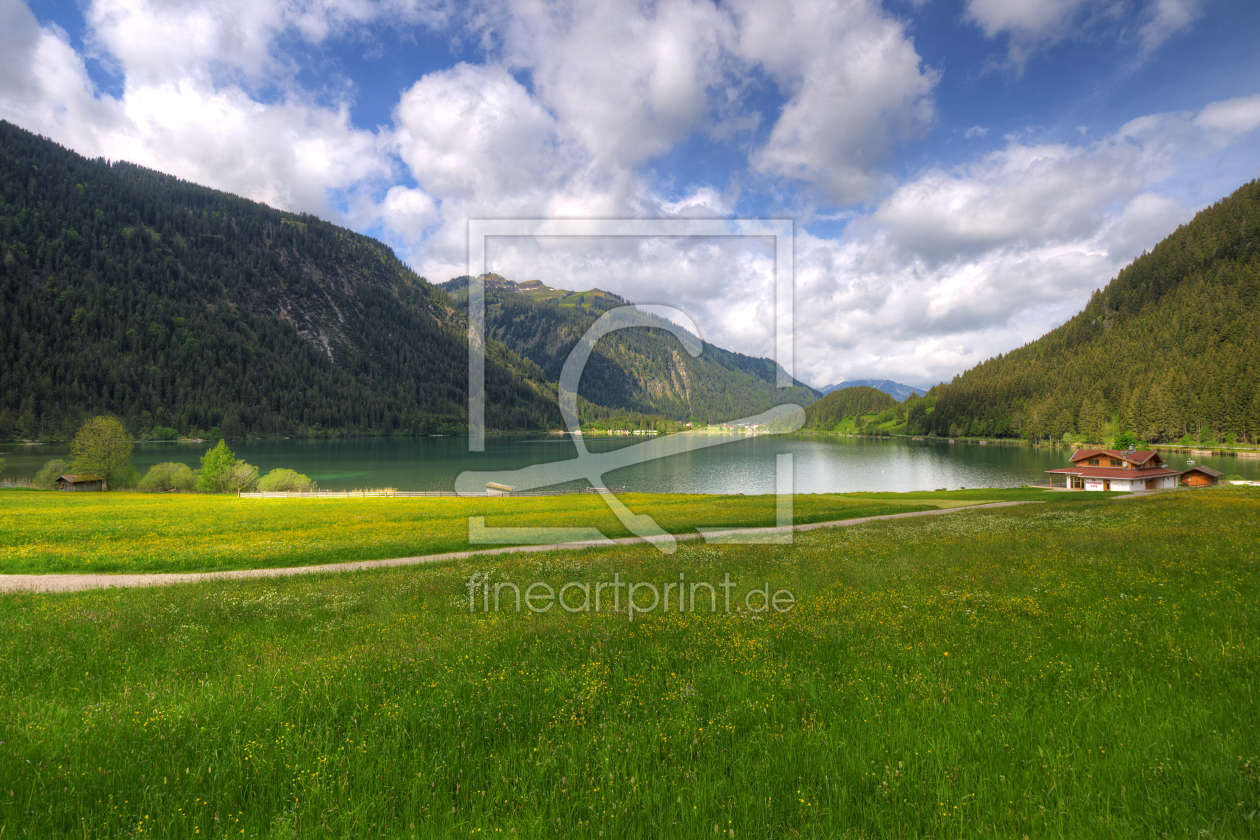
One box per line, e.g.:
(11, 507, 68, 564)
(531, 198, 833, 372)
(4, 435, 1258, 493)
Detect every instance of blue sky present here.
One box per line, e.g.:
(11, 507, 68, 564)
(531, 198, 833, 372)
(3, 0, 1258, 389)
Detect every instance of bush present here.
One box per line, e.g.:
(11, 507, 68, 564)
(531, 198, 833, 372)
(33, 459, 69, 489)
(138, 462, 197, 492)
(227, 461, 259, 493)
(110, 463, 140, 489)
(151, 426, 179, 441)
(256, 468, 316, 492)
(256, 468, 314, 492)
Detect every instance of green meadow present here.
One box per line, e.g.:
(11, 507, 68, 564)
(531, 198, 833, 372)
(1, 487, 1257, 837)
(0, 488, 1067, 574)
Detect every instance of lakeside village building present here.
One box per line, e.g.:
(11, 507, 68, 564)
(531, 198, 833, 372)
(1046, 448, 1222, 491)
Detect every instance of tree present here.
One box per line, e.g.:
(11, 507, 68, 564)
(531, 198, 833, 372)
(220, 405, 245, 440)
(196, 441, 237, 493)
(70, 416, 133, 491)
(1114, 431, 1145, 451)
(0, 457, 5, 479)
(195, 440, 258, 493)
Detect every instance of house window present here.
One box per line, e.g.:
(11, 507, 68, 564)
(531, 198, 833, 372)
(1089, 459, 1099, 465)
(1109, 459, 1123, 466)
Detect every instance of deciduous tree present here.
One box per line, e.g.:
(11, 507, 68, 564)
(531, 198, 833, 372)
(70, 416, 133, 490)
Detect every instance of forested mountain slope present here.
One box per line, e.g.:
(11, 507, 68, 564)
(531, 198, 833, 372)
(439, 276, 820, 423)
(927, 179, 1260, 444)
(0, 121, 560, 439)
(803, 386, 896, 430)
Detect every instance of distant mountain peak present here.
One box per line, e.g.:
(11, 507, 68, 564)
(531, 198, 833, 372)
(819, 379, 926, 401)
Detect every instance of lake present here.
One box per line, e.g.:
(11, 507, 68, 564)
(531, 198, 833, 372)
(4, 435, 1258, 493)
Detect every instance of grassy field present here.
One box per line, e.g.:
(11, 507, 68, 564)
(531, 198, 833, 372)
(0, 486, 1257, 837)
(0, 488, 1074, 574)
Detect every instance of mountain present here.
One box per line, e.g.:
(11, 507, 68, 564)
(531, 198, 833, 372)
(438, 275, 820, 423)
(819, 379, 926, 401)
(803, 386, 897, 430)
(925, 179, 1260, 444)
(0, 120, 561, 440)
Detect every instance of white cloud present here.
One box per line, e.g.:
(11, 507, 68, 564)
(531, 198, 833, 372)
(393, 62, 571, 202)
(965, 0, 1201, 69)
(112, 83, 392, 214)
(1, 0, 399, 222)
(964, 0, 1091, 42)
(964, 0, 1095, 67)
(85, 0, 448, 85)
(0, 0, 123, 154)
(493, 0, 730, 169)
(1135, 0, 1202, 59)
(729, 0, 938, 204)
(866, 139, 1147, 262)
(1193, 93, 1260, 139)
(786, 100, 1260, 388)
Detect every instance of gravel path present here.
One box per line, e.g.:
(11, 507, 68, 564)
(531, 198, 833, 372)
(0, 501, 1036, 594)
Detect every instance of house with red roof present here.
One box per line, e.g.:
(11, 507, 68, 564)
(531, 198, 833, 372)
(1045, 448, 1183, 491)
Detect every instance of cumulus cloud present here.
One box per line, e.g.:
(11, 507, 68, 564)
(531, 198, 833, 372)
(0, 0, 123, 154)
(729, 0, 937, 204)
(394, 63, 570, 202)
(0, 0, 398, 221)
(788, 100, 1254, 388)
(85, 0, 448, 85)
(493, 0, 730, 169)
(964, 0, 1096, 68)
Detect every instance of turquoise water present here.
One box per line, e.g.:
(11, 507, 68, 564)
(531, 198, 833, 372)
(3, 435, 1257, 493)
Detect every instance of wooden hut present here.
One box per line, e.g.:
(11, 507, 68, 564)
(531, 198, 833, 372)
(1179, 465, 1223, 488)
(55, 474, 105, 492)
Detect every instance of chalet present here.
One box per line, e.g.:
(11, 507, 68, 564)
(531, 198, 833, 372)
(1180, 465, 1223, 487)
(1045, 448, 1181, 491)
(55, 474, 105, 492)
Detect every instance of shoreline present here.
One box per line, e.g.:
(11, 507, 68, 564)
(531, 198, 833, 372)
(792, 431, 1260, 457)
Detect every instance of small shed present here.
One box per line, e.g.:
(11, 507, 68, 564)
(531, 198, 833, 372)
(485, 482, 514, 497)
(56, 474, 105, 492)
(1180, 465, 1223, 488)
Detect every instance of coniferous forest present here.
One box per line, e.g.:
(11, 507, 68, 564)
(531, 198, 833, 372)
(924, 180, 1260, 444)
(802, 386, 896, 430)
(0, 121, 568, 439)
